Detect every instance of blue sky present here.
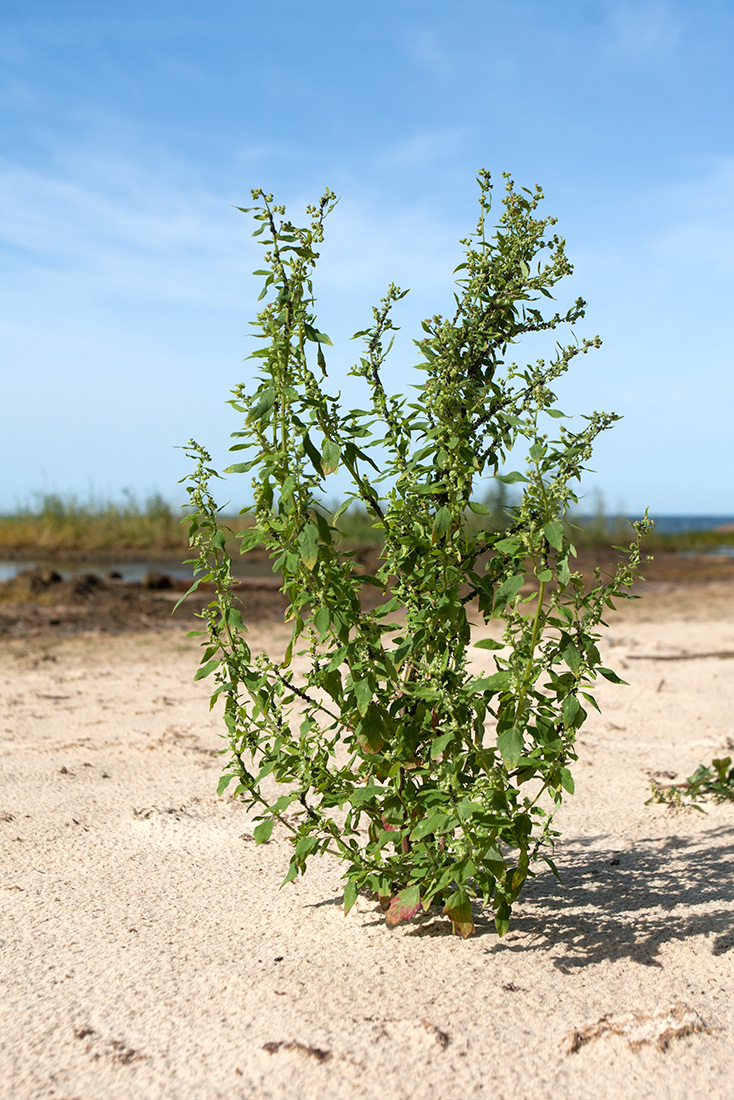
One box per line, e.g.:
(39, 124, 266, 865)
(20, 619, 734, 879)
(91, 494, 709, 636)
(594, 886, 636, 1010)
(2, 0, 732, 516)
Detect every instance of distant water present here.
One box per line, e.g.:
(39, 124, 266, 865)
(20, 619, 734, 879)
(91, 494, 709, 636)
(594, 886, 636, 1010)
(0, 561, 196, 583)
(635, 515, 734, 534)
(0, 562, 37, 581)
(573, 514, 734, 533)
(570, 514, 734, 559)
(0, 558, 276, 583)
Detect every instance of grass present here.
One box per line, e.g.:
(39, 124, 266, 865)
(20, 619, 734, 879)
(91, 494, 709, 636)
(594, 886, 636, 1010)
(0, 492, 731, 559)
(0, 493, 191, 556)
(0, 493, 387, 557)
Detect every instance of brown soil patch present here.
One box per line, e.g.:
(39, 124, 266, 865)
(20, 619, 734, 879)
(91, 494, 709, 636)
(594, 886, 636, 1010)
(0, 548, 732, 638)
(0, 567, 287, 638)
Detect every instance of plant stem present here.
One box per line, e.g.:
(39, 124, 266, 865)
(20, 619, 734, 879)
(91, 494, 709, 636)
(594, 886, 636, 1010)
(514, 579, 546, 728)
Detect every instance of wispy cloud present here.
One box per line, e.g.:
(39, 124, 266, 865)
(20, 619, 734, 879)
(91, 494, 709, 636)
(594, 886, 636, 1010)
(648, 157, 734, 275)
(0, 128, 474, 506)
(604, 0, 682, 58)
(0, 152, 255, 307)
(373, 128, 469, 172)
(404, 26, 455, 79)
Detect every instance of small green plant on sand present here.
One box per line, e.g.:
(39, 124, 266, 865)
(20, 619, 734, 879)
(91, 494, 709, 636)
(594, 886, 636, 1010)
(649, 757, 734, 809)
(183, 172, 651, 937)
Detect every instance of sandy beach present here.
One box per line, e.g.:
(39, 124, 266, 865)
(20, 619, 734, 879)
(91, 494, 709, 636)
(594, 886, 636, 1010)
(2, 581, 734, 1099)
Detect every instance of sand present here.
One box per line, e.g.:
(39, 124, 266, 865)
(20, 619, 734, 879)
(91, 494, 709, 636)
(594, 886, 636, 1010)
(2, 592, 734, 1099)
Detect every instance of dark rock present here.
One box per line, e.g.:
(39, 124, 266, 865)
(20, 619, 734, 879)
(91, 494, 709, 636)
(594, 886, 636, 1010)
(37, 568, 63, 586)
(67, 573, 104, 599)
(9, 568, 63, 595)
(141, 571, 173, 591)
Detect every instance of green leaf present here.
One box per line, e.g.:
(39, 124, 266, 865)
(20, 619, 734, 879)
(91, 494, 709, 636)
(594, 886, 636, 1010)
(562, 694, 581, 727)
(303, 432, 322, 471)
(313, 509, 333, 545)
(473, 637, 505, 650)
(481, 844, 504, 870)
(511, 858, 528, 894)
(321, 439, 340, 475)
(298, 524, 319, 570)
(356, 705, 385, 751)
(225, 606, 245, 631)
(194, 658, 219, 681)
(544, 521, 564, 550)
(433, 505, 453, 536)
(350, 783, 385, 807)
(238, 527, 263, 552)
(344, 881, 358, 916)
(294, 834, 320, 858)
(498, 726, 523, 768)
(471, 670, 511, 692)
(494, 574, 524, 609)
(313, 605, 330, 637)
(495, 471, 529, 484)
(354, 677, 372, 716)
(225, 461, 257, 474)
(467, 500, 490, 515)
(536, 569, 553, 583)
(247, 388, 277, 423)
(494, 537, 522, 554)
(581, 691, 601, 713)
(560, 768, 575, 794)
(443, 891, 475, 938)
(430, 731, 454, 758)
(411, 812, 450, 840)
(456, 800, 482, 822)
(561, 637, 582, 676)
(494, 898, 512, 937)
(217, 773, 236, 796)
(211, 529, 227, 552)
(544, 855, 562, 881)
(598, 667, 627, 684)
(302, 323, 332, 345)
(253, 819, 274, 844)
(282, 860, 299, 886)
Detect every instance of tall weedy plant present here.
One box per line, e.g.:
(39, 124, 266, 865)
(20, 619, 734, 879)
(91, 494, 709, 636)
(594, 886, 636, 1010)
(184, 172, 650, 937)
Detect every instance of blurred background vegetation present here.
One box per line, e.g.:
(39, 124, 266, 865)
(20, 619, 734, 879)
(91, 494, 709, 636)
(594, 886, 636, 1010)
(0, 486, 731, 559)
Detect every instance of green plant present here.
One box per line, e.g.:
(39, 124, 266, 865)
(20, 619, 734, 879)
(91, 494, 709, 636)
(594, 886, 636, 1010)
(183, 172, 651, 937)
(648, 757, 734, 809)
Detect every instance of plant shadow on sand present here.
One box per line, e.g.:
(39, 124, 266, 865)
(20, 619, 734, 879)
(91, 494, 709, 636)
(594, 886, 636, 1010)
(313, 825, 734, 960)
(481, 824, 734, 968)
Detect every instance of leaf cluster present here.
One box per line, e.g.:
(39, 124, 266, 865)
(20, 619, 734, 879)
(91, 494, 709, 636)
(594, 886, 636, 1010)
(648, 757, 734, 810)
